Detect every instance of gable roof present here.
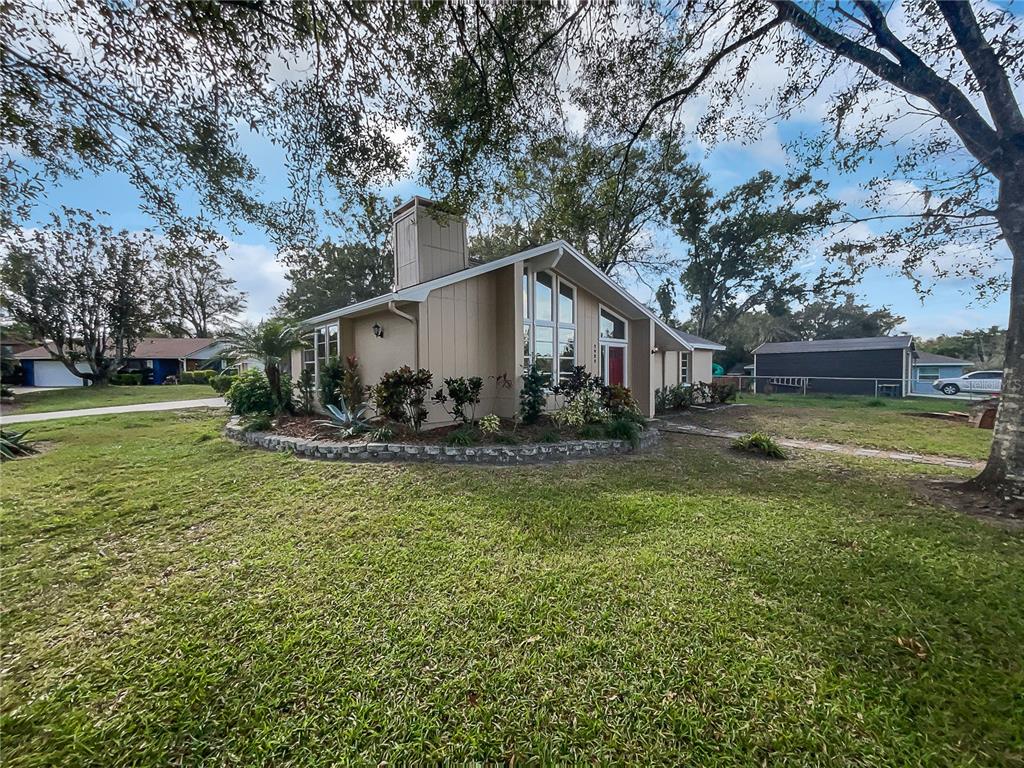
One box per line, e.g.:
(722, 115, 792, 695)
(16, 337, 219, 360)
(913, 351, 973, 366)
(753, 335, 914, 355)
(303, 240, 725, 352)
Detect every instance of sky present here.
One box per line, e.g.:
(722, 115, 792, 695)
(13, 7, 1013, 342)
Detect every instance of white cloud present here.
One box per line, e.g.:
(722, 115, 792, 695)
(219, 241, 287, 322)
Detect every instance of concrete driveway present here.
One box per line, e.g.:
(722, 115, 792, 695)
(0, 398, 225, 425)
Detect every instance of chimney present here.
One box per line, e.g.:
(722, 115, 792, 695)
(391, 197, 468, 291)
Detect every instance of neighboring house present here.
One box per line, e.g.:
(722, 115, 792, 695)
(16, 338, 233, 386)
(752, 335, 915, 397)
(910, 351, 974, 395)
(293, 197, 724, 421)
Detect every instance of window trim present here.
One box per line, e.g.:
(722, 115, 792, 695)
(679, 351, 690, 385)
(598, 304, 629, 343)
(597, 304, 629, 387)
(523, 268, 576, 386)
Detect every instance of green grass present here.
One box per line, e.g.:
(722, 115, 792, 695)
(3, 384, 216, 414)
(680, 393, 994, 460)
(2, 413, 1022, 765)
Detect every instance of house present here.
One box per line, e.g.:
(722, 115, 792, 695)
(16, 337, 232, 386)
(751, 335, 915, 397)
(293, 197, 724, 421)
(910, 351, 974, 394)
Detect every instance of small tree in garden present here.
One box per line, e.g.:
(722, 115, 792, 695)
(225, 369, 275, 416)
(0, 208, 160, 386)
(295, 367, 315, 416)
(340, 355, 363, 408)
(369, 367, 433, 432)
(519, 366, 546, 425)
(219, 319, 299, 413)
(432, 376, 483, 424)
(317, 356, 344, 408)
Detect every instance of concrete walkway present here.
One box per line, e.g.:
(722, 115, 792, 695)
(656, 422, 985, 470)
(0, 398, 225, 425)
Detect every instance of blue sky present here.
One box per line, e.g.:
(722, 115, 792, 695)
(23, 115, 1011, 341)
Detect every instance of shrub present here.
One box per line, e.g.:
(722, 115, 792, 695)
(368, 425, 394, 442)
(369, 366, 433, 432)
(603, 384, 642, 418)
(605, 416, 642, 447)
(340, 355, 363, 409)
(551, 365, 601, 404)
(191, 370, 217, 385)
(553, 388, 609, 428)
(655, 383, 693, 412)
(318, 356, 344, 408)
(225, 369, 276, 415)
(179, 371, 195, 384)
(479, 413, 501, 436)
(732, 432, 786, 459)
(110, 373, 142, 386)
(314, 398, 374, 437)
(0, 385, 13, 398)
(242, 412, 273, 432)
(538, 427, 561, 443)
(690, 381, 714, 405)
(446, 425, 478, 446)
(494, 432, 520, 445)
(295, 367, 315, 415)
(210, 372, 237, 394)
(432, 376, 483, 423)
(709, 382, 737, 404)
(1, 428, 38, 460)
(519, 365, 546, 425)
(577, 423, 605, 439)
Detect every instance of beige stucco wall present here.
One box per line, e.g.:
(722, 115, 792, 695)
(691, 349, 714, 385)
(349, 308, 418, 392)
(629, 318, 655, 418)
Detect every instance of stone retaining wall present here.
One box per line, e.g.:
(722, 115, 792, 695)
(223, 418, 660, 464)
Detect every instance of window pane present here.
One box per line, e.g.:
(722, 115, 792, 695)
(328, 325, 339, 357)
(535, 272, 553, 321)
(559, 357, 575, 375)
(535, 325, 554, 344)
(523, 273, 530, 319)
(558, 327, 575, 358)
(600, 309, 625, 339)
(522, 323, 531, 358)
(558, 281, 574, 324)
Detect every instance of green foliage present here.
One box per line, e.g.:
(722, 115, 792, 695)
(553, 389, 609, 428)
(225, 369, 275, 416)
(210, 372, 237, 394)
(576, 423, 606, 439)
(315, 401, 374, 438)
(655, 383, 694, 412)
(519, 365, 546, 425)
(179, 370, 217, 386)
(732, 431, 787, 459)
(864, 398, 887, 408)
(242, 412, 273, 433)
(538, 427, 561, 443)
(367, 425, 394, 443)
(479, 414, 501, 436)
(219, 319, 300, 412)
(493, 432, 520, 445)
(0, 428, 37, 460)
(918, 326, 1005, 369)
(709, 382, 737, 404)
(602, 383, 642, 418)
(369, 367, 433, 432)
(604, 416, 642, 447)
(431, 376, 483, 423)
(318, 356, 345, 408)
(340, 355, 363, 409)
(110, 373, 143, 386)
(295, 367, 316, 416)
(445, 425, 479, 446)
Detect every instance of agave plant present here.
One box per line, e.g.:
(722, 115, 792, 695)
(314, 398, 374, 437)
(1, 428, 38, 461)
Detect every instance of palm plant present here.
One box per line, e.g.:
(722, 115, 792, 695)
(1, 428, 38, 461)
(219, 318, 300, 412)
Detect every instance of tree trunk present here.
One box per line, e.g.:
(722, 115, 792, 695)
(973, 177, 1024, 502)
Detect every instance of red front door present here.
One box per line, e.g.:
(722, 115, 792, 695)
(607, 346, 625, 387)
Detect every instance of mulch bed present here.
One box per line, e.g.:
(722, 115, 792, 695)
(269, 414, 589, 445)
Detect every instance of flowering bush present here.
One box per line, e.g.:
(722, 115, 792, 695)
(479, 413, 501, 435)
(369, 366, 433, 431)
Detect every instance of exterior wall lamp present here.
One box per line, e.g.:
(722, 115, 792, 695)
(372, 322, 384, 338)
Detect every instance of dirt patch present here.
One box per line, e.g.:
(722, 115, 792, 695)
(912, 478, 1024, 529)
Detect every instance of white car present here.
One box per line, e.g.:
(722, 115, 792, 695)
(933, 370, 1003, 396)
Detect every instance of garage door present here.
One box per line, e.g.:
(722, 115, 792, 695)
(32, 361, 91, 387)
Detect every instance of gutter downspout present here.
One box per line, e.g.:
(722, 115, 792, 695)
(387, 301, 419, 369)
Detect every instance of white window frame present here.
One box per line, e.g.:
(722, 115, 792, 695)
(523, 268, 576, 386)
(313, 320, 341, 382)
(679, 351, 690, 385)
(598, 304, 629, 387)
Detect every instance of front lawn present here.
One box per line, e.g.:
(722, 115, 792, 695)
(2, 384, 216, 414)
(671, 393, 994, 460)
(2, 413, 1021, 765)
